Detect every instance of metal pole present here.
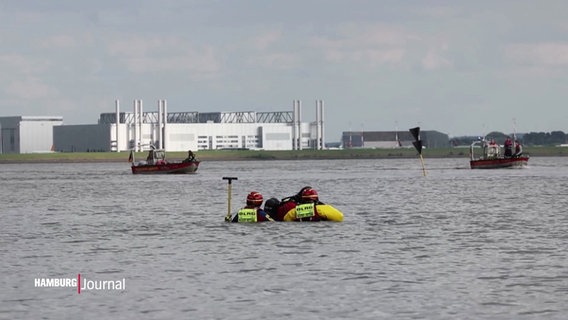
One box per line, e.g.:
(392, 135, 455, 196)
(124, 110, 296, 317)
(223, 177, 238, 222)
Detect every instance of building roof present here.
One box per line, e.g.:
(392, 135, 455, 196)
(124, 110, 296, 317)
(21, 116, 63, 121)
(343, 131, 414, 141)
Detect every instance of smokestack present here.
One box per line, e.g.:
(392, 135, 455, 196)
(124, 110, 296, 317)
(157, 100, 162, 149)
(162, 99, 168, 150)
(138, 100, 143, 151)
(133, 99, 138, 152)
(115, 99, 120, 152)
(292, 100, 298, 150)
(315, 100, 320, 150)
(320, 100, 325, 149)
(297, 100, 302, 150)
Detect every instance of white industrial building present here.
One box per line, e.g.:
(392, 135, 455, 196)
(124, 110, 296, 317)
(53, 99, 326, 152)
(0, 116, 63, 153)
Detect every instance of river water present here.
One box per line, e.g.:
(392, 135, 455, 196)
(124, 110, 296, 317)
(1, 157, 567, 319)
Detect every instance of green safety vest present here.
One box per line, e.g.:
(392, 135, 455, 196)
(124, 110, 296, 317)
(295, 203, 315, 219)
(237, 208, 257, 223)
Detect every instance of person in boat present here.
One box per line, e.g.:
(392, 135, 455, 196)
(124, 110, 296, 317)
(484, 138, 500, 159)
(183, 150, 196, 163)
(231, 191, 273, 222)
(504, 136, 513, 157)
(146, 150, 155, 164)
(513, 140, 523, 157)
(278, 187, 344, 222)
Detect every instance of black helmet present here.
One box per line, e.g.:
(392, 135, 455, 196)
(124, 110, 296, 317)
(293, 186, 312, 202)
(264, 198, 280, 214)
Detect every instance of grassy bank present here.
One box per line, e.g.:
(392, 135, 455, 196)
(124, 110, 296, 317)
(1, 146, 567, 163)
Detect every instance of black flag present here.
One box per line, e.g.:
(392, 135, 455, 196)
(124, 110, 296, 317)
(409, 127, 422, 155)
(412, 140, 423, 155)
(409, 127, 420, 141)
(409, 126, 427, 176)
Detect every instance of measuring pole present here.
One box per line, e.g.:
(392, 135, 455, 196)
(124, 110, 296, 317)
(222, 177, 238, 222)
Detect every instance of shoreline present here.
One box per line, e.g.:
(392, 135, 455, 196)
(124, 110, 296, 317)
(1, 147, 567, 164)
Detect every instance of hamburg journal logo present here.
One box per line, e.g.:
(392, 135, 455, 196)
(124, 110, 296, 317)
(34, 274, 126, 294)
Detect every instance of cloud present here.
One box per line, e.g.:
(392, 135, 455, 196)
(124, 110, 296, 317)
(38, 34, 85, 49)
(412, 5, 463, 19)
(5, 77, 59, 100)
(0, 54, 57, 101)
(501, 42, 568, 78)
(107, 36, 222, 77)
(310, 24, 408, 67)
(421, 43, 453, 70)
(309, 23, 454, 71)
(248, 52, 300, 70)
(251, 30, 282, 50)
(0, 54, 51, 75)
(505, 42, 568, 66)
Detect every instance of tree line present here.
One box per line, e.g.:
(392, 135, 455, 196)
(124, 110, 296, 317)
(450, 131, 568, 146)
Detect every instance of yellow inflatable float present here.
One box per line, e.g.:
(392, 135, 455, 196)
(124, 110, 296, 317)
(282, 203, 344, 222)
(263, 187, 344, 222)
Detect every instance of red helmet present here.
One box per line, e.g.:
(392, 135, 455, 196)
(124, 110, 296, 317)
(246, 191, 263, 206)
(301, 188, 318, 202)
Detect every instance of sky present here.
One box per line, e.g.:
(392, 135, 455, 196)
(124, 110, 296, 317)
(1, 0, 567, 141)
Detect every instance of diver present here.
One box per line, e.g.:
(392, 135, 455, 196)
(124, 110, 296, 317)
(263, 197, 281, 221)
(231, 191, 273, 222)
(276, 186, 344, 222)
(267, 186, 313, 221)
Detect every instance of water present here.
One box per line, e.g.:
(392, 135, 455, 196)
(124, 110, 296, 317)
(1, 157, 568, 319)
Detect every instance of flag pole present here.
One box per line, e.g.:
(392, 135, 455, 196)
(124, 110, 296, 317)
(409, 127, 427, 176)
(419, 154, 427, 177)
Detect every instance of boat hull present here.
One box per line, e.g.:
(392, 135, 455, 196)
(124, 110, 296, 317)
(131, 161, 200, 174)
(470, 157, 528, 169)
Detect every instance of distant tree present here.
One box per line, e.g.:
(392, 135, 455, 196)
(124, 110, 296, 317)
(451, 130, 567, 147)
(550, 131, 566, 144)
(450, 136, 484, 146)
(485, 131, 507, 144)
(523, 131, 566, 146)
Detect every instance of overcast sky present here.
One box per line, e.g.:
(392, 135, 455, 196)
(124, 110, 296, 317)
(1, 0, 567, 140)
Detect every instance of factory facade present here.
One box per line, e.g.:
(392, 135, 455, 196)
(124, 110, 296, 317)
(0, 116, 63, 153)
(1, 100, 451, 154)
(52, 99, 326, 153)
(341, 130, 450, 149)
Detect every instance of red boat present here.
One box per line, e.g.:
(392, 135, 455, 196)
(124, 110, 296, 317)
(469, 139, 528, 169)
(129, 149, 200, 174)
